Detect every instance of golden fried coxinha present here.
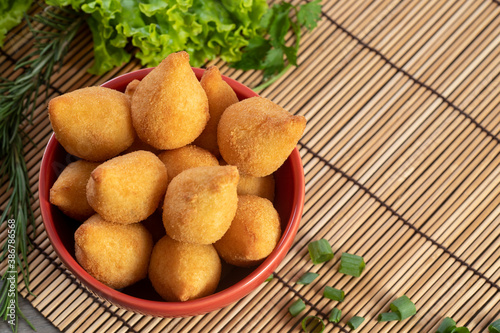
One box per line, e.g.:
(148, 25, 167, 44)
(163, 165, 239, 244)
(157, 145, 219, 186)
(86, 151, 168, 224)
(237, 173, 275, 202)
(215, 195, 281, 267)
(75, 214, 153, 290)
(220, 159, 275, 202)
(122, 79, 159, 155)
(49, 160, 100, 222)
(124, 79, 140, 99)
(218, 97, 306, 177)
(131, 51, 209, 150)
(149, 235, 221, 302)
(193, 66, 239, 157)
(48, 86, 135, 161)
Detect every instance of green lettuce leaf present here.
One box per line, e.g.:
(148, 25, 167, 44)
(86, 15, 131, 75)
(0, 0, 33, 47)
(46, 0, 87, 10)
(47, 0, 268, 75)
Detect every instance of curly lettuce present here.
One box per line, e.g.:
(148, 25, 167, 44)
(46, 0, 268, 75)
(0, 0, 33, 47)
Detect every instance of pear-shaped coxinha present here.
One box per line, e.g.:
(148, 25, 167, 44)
(75, 214, 153, 290)
(193, 66, 239, 157)
(149, 235, 221, 302)
(48, 87, 134, 161)
(86, 151, 168, 224)
(131, 51, 209, 150)
(50, 160, 99, 222)
(163, 165, 239, 244)
(214, 195, 281, 267)
(157, 145, 219, 186)
(218, 97, 307, 177)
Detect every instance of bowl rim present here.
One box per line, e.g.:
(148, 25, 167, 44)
(39, 67, 305, 317)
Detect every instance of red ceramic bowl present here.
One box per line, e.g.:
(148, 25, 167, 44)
(39, 68, 305, 317)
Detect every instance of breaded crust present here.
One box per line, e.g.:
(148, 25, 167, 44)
(163, 165, 239, 244)
(50, 160, 100, 221)
(237, 173, 275, 202)
(75, 214, 153, 289)
(124, 79, 140, 99)
(157, 145, 219, 185)
(218, 97, 306, 177)
(86, 151, 168, 224)
(193, 66, 239, 157)
(48, 86, 134, 161)
(121, 135, 160, 155)
(148, 235, 221, 302)
(131, 51, 209, 150)
(219, 158, 275, 202)
(214, 195, 281, 267)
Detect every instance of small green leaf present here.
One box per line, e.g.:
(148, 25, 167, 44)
(262, 47, 284, 79)
(259, 6, 275, 30)
(269, 4, 291, 47)
(436, 317, 456, 333)
(450, 328, 469, 333)
(297, 272, 319, 285)
(289, 299, 306, 317)
(489, 319, 500, 333)
(297, 0, 322, 31)
(231, 36, 272, 71)
(347, 316, 364, 330)
(282, 44, 297, 66)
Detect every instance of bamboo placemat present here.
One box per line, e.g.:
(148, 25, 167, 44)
(1, 0, 500, 332)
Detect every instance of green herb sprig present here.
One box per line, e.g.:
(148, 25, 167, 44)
(232, 0, 322, 91)
(0, 6, 83, 332)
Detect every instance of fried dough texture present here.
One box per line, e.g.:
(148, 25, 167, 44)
(122, 136, 160, 155)
(163, 165, 239, 244)
(219, 159, 275, 202)
(124, 79, 140, 99)
(75, 214, 153, 289)
(123, 79, 159, 155)
(218, 97, 306, 177)
(214, 195, 281, 267)
(193, 66, 239, 157)
(131, 51, 209, 150)
(148, 235, 221, 301)
(48, 86, 134, 161)
(86, 151, 168, 224)
(237, 173, 275, 202)
(50, 160, 100, 221)
(157, 145, 219, 185)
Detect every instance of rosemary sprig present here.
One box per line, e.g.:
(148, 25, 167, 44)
(0, 6, 84, 332)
